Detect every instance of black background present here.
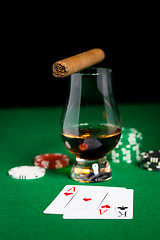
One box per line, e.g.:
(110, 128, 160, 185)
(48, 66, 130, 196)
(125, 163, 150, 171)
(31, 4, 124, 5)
(2, 6, 160, 107)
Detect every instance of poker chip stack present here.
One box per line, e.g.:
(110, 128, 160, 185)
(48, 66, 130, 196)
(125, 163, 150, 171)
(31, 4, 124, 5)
(8, 153, 70, 180)
(141, 150, 160, 171)
(108, 127, 143, 164)
(34, 153, 70, 169)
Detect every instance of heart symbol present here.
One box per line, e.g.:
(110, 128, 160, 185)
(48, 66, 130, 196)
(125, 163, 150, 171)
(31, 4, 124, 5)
(64, 192, 73, 196)
(101, 204, 110, 209)
(83, 198, 92, 202)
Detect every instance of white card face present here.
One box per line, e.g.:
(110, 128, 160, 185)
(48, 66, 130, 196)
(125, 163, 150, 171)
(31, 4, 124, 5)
(43, 185, 126, 215)
(63, 189, 134, 219)
(65, 191, 108, 210)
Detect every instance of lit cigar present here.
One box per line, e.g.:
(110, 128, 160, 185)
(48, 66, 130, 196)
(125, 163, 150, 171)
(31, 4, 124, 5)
(52, 48, 105, 78)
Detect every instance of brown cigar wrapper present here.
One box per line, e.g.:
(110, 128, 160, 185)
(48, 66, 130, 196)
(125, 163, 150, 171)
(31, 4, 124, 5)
(52, 48, 105, 78)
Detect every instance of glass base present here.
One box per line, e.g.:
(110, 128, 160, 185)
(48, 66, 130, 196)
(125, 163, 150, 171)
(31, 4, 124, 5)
(70, 157, 112, 183)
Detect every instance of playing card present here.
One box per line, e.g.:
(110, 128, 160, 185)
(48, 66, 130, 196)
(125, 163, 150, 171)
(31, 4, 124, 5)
(43, 185, 126, 215)
(63, 189, 134, 219)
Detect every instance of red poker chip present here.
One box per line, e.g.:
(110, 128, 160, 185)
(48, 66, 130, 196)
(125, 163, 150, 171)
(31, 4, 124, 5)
(34, 153, 70, 169)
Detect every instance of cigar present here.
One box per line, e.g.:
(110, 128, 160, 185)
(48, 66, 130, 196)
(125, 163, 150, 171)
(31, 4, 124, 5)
(52, 48, 105, 78)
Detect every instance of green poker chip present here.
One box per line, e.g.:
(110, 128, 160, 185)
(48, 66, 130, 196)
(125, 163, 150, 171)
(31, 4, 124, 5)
(108, 127, 143, 164)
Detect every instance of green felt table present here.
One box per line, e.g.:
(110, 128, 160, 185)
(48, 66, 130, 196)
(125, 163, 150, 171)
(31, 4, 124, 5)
(0, 103, 160, 240)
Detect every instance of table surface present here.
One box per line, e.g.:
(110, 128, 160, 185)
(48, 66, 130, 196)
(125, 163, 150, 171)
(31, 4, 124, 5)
(0, 103, 160, 240)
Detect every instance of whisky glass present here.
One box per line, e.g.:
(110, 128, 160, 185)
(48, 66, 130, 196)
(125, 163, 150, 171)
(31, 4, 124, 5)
(61, 68, 122, 183)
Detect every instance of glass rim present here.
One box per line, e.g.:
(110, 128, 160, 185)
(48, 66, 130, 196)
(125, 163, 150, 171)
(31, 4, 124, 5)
(72, 67, 112, 76)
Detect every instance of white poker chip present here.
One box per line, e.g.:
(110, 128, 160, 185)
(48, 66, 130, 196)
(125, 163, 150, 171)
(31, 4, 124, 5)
(8, 166, 46, 179)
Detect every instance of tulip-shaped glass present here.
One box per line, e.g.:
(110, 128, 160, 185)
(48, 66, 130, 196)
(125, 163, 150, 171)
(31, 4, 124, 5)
(61, 68, 122, 183)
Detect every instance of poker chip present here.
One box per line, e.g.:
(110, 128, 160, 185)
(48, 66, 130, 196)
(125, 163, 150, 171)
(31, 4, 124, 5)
(108, 127, 143, 164)
(34, 153, 70, 169)
(8, 166, 46, 179)
(141, 150, 160, 171)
